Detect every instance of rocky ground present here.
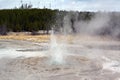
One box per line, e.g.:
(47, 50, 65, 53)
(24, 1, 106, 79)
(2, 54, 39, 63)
(0, 36, 120, 80)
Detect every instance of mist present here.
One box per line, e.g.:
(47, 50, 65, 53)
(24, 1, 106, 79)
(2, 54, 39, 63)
(59, 12, 120, 39)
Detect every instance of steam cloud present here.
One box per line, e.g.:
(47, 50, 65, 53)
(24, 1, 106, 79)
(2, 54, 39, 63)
(59, 12, 120, 39)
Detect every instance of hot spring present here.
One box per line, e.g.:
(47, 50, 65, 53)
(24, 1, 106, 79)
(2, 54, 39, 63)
(0, 12, 120, 80)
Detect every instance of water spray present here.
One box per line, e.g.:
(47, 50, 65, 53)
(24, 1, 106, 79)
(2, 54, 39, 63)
(49, 28, 66, 65)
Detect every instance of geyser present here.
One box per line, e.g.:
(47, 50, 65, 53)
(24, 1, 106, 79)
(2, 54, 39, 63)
(49, 29, 66, 64)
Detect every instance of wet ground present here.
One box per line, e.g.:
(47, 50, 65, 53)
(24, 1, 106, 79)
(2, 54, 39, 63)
(0, 39, 120, 80)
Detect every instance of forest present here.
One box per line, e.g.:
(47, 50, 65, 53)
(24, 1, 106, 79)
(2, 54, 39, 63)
(0, 8, 57, 35)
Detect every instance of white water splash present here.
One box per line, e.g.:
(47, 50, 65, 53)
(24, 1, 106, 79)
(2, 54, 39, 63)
(49, 29, 66, 64)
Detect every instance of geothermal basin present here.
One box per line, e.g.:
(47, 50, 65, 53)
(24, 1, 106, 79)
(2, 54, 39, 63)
(0, 35, 120, 80)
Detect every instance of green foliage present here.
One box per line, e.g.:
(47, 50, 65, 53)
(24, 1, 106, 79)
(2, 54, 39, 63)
(0, 9, 56, 33)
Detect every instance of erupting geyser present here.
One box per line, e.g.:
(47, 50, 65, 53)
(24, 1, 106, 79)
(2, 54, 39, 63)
(49, 29, 66, 64)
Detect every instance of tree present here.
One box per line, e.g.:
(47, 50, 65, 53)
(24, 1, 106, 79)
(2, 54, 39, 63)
(19, 3, 32, 9)
(0, 24, 7, 35)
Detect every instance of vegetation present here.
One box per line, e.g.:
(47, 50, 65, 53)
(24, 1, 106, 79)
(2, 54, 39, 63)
(0, 8, 57, 35)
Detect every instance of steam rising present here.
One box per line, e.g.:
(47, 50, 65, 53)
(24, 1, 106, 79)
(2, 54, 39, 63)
(49, 29, 67, 64)
(60, 12, 120, 39)
(75, 13, 110, 35)
(49, 12, 120, 64)
(0, 11, 120, 80)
